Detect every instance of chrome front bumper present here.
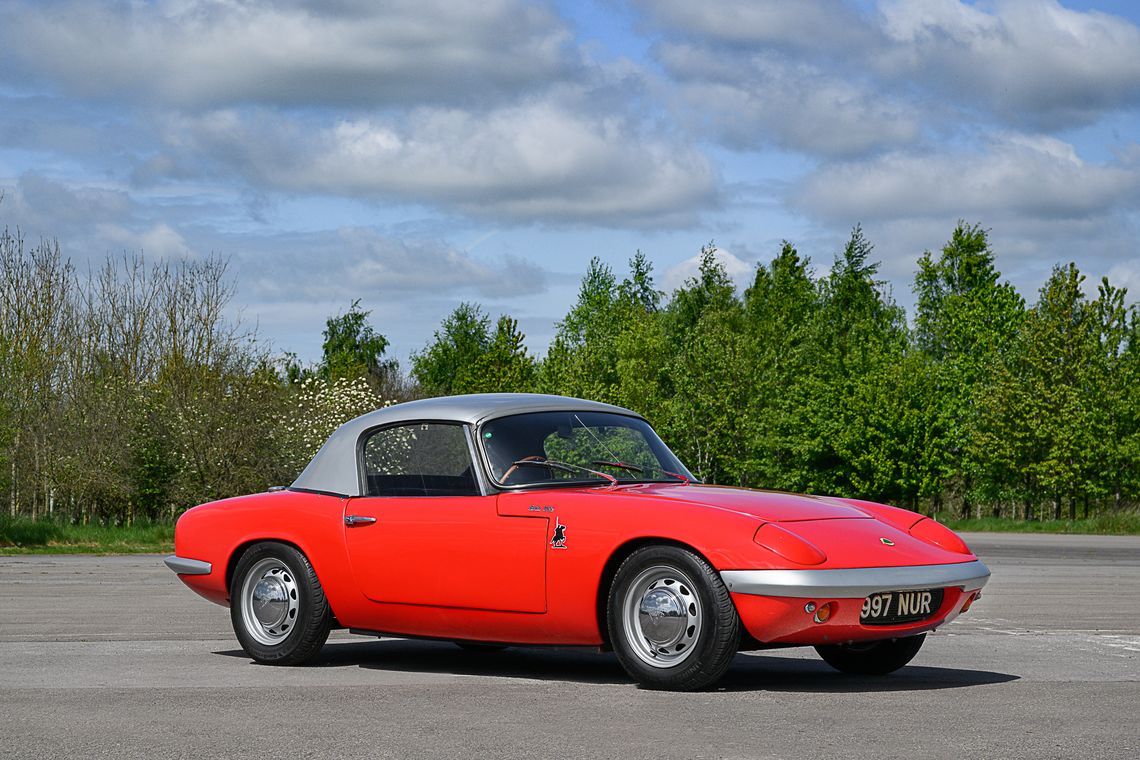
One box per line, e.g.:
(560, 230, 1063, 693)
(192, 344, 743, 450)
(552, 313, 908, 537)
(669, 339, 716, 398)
(163, 555, 212, 575)
(721, 559, 990, 599)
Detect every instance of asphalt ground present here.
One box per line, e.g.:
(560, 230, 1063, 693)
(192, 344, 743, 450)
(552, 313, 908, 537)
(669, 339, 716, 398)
(1, 533, 1137, 760)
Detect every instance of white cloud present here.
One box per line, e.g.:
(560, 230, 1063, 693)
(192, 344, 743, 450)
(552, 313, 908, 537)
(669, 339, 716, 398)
(160, 97, 719, 225)
(638, 0, 878, 55)
(876, 0, 1140, 129)
(638, 0, 1140, 146)
(656, 45, 922, 156)
(662, 246, 754, 293)
(790, 134, 1140, 222)
(96, 222, 191, 259)
(1106, 259, 1140, 298)
(0, 0, 577, 108)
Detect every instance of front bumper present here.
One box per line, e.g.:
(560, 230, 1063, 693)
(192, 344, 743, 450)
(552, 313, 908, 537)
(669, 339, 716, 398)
(720, 559, 990, 599)
(720, 560, 990, 646)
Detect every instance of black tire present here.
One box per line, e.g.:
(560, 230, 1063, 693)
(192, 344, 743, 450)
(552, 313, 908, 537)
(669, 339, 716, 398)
(230, 542, 332, 665)
(606, 545, 740, 691)
(815, 633, 926, 675)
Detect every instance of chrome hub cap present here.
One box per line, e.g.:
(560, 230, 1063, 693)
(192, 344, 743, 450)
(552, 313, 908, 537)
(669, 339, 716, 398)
(252, 578, 288, 628)
(239, 558, 300, 646)
(622, 565, 703, 668)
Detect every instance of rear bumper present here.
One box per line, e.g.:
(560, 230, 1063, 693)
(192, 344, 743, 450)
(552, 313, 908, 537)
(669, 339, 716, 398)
(163, 555, 212, 576)
(720, 559, 990, 599)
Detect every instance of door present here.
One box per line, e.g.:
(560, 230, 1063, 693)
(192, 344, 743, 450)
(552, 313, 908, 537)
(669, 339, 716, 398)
(343, 421, 547, 613)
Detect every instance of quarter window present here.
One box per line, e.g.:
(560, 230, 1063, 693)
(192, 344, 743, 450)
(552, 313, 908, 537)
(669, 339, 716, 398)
(362, 423, 479, 497)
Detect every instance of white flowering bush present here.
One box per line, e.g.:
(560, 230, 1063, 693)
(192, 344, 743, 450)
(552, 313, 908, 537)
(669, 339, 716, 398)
(281, 376, 390, 470)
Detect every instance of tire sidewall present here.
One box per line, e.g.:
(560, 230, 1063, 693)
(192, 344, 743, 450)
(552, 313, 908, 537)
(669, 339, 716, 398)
(815, 633, 926, 675)
(230, 541, 324, 663)
(607, 545, 739, 690)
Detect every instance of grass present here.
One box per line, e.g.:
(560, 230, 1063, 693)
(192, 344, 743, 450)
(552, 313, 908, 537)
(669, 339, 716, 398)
(939, 512, 1140, 535)
(0, 515, 174, 555)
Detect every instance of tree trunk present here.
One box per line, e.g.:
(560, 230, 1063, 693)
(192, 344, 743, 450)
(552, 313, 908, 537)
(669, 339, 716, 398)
(1082, 494, 1089, 520)
(1053, 493, 1061, 520)
(1068, 492, 1076, 521)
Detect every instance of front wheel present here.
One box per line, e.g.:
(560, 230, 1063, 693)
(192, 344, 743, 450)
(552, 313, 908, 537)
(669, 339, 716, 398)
(607, 545, 740, 691)
(230, 542, 332, 665)
(815, 633, 925, 675)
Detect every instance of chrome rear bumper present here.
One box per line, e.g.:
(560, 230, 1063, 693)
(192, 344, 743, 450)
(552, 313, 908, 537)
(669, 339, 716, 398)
(163, 555, 212, 576)
(721, 559, 990, 599)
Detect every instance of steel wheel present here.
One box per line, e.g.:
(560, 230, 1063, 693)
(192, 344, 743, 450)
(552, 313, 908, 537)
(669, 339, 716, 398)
(230, 542, 331, 665)
(607, 545, 740, 690)
(621, 565, 703, 668)
(238, 557, 301, 646)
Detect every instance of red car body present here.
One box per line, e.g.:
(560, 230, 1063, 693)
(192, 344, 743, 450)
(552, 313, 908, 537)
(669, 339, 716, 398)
(167, 393, 988, 689)
(174, 485, 981, 647)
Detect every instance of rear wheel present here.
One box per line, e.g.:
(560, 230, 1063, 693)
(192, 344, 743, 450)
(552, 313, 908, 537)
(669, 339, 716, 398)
(607, 545, 740, 691)
(815, 634, 925, 675)
(230, 542, 331, 665)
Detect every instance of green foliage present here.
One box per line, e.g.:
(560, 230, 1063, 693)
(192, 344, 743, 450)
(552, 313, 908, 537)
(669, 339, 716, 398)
(914, 223, 1026, 514)
(319, 300, 394, 384)
(411, 303, 536, 395)
(939, 512, 1140, 535)
(0, 514, 175, 553)
(0, 514, 64, 546)
(4, 207, 1139, 529)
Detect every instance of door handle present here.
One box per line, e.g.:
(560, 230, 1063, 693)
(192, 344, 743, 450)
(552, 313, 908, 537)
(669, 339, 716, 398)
(344, 515, 377, 527)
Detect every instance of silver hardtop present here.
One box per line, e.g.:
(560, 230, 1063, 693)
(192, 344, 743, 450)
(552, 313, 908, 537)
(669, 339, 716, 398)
(290, 393, 640, 496)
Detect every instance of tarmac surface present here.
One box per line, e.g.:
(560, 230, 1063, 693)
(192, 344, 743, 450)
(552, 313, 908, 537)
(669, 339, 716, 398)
(1, 532, 1137, 759)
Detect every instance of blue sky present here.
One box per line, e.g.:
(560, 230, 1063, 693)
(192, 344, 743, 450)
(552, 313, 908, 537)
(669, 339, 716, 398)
(2, 0, 1138, 366)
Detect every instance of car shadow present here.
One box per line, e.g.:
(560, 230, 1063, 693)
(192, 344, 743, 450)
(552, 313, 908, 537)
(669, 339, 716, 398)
(720, 652, 1019, 692)
(213, 638, 1019, 692)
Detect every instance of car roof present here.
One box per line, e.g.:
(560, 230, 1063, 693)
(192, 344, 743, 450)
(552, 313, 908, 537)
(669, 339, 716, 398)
(290, 393, 642, 497)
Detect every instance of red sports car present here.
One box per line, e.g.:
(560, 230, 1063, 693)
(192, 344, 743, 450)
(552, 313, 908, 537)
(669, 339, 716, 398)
(166, 393, 989, 690)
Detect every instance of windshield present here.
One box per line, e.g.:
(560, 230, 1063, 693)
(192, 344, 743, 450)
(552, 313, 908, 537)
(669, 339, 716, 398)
(480, 411, 695, 487)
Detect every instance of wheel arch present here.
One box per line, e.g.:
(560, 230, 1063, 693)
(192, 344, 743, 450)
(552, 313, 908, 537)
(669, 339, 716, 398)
(225, 538, 326, 607)
(593, 536, 720, 650)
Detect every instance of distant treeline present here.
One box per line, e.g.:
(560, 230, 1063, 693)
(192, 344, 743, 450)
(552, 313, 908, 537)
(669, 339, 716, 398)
(2, 218, 1137, 524)
(410, 225, 1140, 521)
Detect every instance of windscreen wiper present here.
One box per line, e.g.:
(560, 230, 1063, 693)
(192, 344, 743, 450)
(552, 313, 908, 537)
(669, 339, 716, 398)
(510, 459, 617, 485)
(592, 460, 690, 484)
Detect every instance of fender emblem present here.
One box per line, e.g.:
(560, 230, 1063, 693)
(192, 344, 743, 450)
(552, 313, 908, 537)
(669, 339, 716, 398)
(550, 518, 568, 550)
(880, 537, 895, 546)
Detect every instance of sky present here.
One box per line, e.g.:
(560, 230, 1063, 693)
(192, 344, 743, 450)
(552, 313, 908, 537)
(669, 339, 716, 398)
(1, 0, 1138, 366)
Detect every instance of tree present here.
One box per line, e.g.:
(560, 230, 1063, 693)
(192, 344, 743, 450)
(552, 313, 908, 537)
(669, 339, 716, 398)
(741, 242, 819, 491)
(412, 303, 536, 396)
(913, 223, 1024, 516)
(539, 252, 674, 441)
(662, 248, 748, 484)
(319, 300, 394, 386)
(801, 226, 909, 499)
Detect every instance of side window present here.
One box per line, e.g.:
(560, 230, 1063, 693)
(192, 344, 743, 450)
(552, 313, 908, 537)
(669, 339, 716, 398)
(362, 423, 479, 497)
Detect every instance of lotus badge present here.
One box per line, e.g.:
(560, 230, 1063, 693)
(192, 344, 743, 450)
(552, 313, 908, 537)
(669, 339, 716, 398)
(880, 537, 895, 546)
